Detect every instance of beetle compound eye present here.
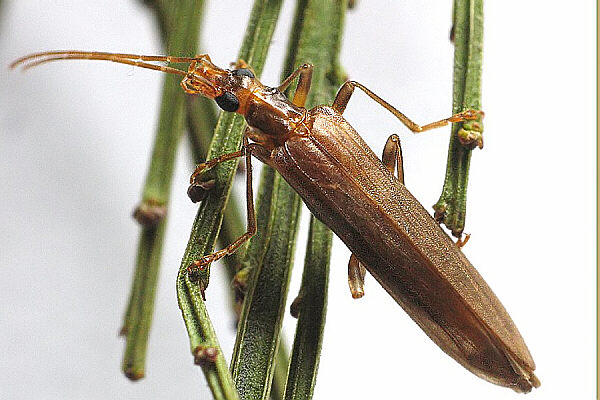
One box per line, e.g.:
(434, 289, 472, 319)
(215, 92, 240, 112)
(232, 68, 255, 78)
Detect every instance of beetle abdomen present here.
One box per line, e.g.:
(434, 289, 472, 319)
(269, 106, 539, 392)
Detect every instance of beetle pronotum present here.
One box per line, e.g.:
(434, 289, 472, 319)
(12, 50, 540, 393)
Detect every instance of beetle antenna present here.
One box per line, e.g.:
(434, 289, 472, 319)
(10, 50, 192, 76)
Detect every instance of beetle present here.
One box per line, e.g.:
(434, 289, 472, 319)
(12, 50, 539, 392)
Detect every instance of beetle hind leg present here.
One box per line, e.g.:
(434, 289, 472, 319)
(348, 255, 367, 299)
(347, 134, 405, 299)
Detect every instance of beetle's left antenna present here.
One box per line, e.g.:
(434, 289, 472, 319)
(10, 50, 194, 77)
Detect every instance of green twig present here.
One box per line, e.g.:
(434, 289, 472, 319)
(284, 219, 331, 400)
(176, 0, 284, 398)
(120, 222, 167, 380)
(120, 0, 205, 380)
(281, 2, 345, 399)
(178, 0, 284, 293)
(433, 0, 484, 237)
(270, 336, 290, 400)
(177, 273, 240, 400)
(186, 98, 292, 398)
(230, 172, 302, 400)
(230, 1, 346, 399)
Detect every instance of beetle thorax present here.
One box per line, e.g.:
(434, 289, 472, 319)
(245, 88, 306, 141)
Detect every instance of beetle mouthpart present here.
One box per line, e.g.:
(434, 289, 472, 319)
(180, 74, 218, 97)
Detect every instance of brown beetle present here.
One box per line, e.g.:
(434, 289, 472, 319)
(12, 51, 539, 392)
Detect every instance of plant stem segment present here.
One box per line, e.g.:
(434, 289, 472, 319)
(120, 0, 205, 380)
(282, 2, 345, 399)
(231, 172, 302, 400)
(230, 1, 346, 399)
(176, 0, 284, 398)
(433, 0, 484, 237)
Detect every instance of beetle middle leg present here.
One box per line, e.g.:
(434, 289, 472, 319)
(347, 134, 405, 299)
(331, 80, 483, 133)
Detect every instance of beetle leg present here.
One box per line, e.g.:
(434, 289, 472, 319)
(347, 134, 405, 299)
(382, 134, 405, 185)
(187, 132, 263, 271)
(332, 80, 484, 133)
(278, 63, 314, 107)
(456, 233, 471, 248)
(347, 254, 367, 299)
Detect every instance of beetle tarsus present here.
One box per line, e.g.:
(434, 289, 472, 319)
(187, 179, 216, 203)
(456, 233, 471, 249)
(348, 254, 366, 299)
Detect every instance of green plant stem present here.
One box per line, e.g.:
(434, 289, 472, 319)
(284, 219, 331, 400)
(230, 2, 346, 399)
(120, 221, 167, 380)
(281, 2, 345, 399)
(231, 172, 302, 400)
(270, 336, 290, 400)
(433, 0, 484, 237)
(186, 93, 294, 399)
(180, 5, 291, 398)
(120, 0, 205, 380)
(177, 273, 240, 400)
(178, 0, 284, 292)
(176, 0, 284, 398)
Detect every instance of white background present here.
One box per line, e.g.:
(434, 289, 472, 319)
(0, 1, 596, 399)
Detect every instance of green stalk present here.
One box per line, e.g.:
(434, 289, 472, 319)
(187, 96, 292, 397)
(176, 0, 284, 398)
(180, 4, 291, 397)
(230, 1, 346, 399)
(120, 0, 205, 380)
(284, 218, 331, 400)
(281, 2, 345, 399)
(231, 172, 302, 400)
(433, 0, 484, 237)
(270, 336, 290, 400)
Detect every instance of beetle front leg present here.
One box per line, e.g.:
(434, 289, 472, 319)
(187, 133, 266, 277)
(187, 149, 245, 203)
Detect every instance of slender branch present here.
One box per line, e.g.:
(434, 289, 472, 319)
(284, 219, 331, 400)
(270, 336, 290, 400)
(433, 0, 484, 237)
(178, 0, 284, 293)
(282, 2, 345, 399)
(230, 172, 302, 400)
(230, 1, 346, 399)
(178, 272, 240, 400)
(120, 0, 206, 380)
(184, 40, 296, 400)
(176, 0, 284, 397)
